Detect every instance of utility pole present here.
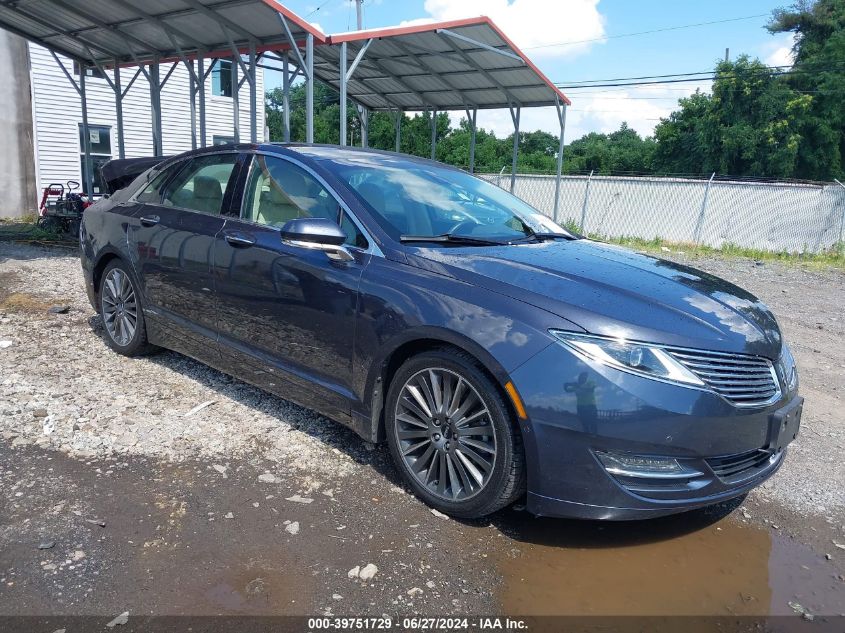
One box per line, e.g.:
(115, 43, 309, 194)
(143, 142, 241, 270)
(725, 48, 730, 62)
(356, 0, 363, 30)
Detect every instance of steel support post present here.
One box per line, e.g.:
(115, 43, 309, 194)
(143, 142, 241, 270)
(283, 53, 291, 142)
(305, 33, 314, 143)
(694, 172, 716, 243)
(232, 54, 240, 143)
(430, 109, 437, 160)
(466, 106, 477, 173)
(394, 110, 402, 152)
(113, 58, 125, 159)
(188, 66, 197, 150)
(79, 63, 93, 195)
(198, 50, 207, 147)
(836, 179, 845, 248)
(509, 104, 520, 193)
(149, 59, 163, 156)
(579, 170, 593, 231)
(553, 100, 567, 223)
(249, 42, 257, 142)
(359, 106, 368, 147)
(339, 41, 347, 147)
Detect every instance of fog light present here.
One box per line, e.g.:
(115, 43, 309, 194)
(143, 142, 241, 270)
(596, 451, 703, 479)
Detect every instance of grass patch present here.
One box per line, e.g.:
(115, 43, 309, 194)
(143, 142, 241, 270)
(0, 220, 72, 244)
(600, 235, 845, 270)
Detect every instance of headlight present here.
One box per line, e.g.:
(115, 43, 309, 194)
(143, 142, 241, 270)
(550, 331, 705, 387)
(779, 342, 799, 392)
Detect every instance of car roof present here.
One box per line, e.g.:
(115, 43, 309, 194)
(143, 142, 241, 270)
(155, 142, 462, 173)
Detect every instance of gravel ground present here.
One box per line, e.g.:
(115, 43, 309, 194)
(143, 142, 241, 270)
(1, 241, 844, 619)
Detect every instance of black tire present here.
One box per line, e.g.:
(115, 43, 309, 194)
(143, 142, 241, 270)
(39, 216, 63, 234)
(385, 348, 525, 519)
(98, 259, 156, 357)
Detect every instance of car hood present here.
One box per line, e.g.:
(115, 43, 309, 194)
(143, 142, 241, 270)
(403, 239, 782, 359)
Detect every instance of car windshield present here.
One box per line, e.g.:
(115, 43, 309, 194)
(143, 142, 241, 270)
(322, 154, 569, 244)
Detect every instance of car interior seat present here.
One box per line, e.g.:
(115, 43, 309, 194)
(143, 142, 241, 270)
(191, 175, 224, 214)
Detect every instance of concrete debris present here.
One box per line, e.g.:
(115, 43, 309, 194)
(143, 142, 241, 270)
(257, 473, 278, 484)
(430, 508, 449, 519)
(183, 400, 215, 417)
(105, 612, 129, 628)
(286, 495, 313, 504)
(358, 563, 378, 581)
(285, 521, 300, 535)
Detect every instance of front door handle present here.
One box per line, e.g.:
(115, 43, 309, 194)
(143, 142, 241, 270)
(224, 231, 255, 248)
(139, 214, 160, 227)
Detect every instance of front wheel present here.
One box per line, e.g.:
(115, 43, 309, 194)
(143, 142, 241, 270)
(385, 348, 525, 519)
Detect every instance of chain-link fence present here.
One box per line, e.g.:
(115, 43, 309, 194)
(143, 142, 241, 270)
(480, 171, 845, 254)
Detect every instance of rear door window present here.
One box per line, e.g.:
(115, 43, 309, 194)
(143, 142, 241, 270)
(136, 164, 183, 204)
(161, 154, 238, 215)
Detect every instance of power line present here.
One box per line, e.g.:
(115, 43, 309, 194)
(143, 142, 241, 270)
(304, 0, 338, 19)
(556, 65, 845, 89)
(522, 13, 770, 50)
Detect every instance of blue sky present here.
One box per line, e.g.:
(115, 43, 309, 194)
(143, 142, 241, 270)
(266, 0, 794, 141)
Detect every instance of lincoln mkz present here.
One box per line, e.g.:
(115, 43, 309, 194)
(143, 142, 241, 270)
(82, 144, 802, 519)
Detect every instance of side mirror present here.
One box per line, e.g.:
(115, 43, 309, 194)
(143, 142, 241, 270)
(280, 217, 353, 262)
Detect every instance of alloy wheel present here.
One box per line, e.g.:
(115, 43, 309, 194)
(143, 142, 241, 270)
(394, 368, 497, 501)
(101, 268, 138, 347)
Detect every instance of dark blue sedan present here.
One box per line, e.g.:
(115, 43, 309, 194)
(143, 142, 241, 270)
(81, 144, 802, 520)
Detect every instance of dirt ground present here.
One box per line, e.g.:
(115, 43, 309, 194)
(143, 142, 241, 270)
(1, 241, 844, 624)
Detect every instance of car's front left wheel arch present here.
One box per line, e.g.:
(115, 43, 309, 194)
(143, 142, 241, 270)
(383, 346, 526, 518)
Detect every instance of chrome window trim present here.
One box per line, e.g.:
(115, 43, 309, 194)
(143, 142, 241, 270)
(240, 150, 384, 258)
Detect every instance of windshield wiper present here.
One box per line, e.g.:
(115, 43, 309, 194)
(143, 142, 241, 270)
(511, 229, 580, 243)
(399, 233, 508, 246)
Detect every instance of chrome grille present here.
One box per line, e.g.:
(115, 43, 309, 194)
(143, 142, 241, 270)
(707, 448, 778, 482)
(667, 348, 781, 407)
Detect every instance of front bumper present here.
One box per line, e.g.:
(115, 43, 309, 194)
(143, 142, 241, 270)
(509, 342, 800, 520)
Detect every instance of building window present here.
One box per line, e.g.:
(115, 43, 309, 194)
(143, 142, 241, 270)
(211, 60, 233, 97)
(79, 124, 112, 196)
(213, 135, 236, 146)
(73, 61, 105, 80)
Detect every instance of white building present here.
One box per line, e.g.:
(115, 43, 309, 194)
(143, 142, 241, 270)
(0, 30, 265, 216)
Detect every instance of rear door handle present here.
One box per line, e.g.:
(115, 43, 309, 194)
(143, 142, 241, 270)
(224, 231, 255, 248)
(139, 214, 160, 227)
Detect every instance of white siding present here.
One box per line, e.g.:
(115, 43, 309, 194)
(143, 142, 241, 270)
(29, 44, 265, 196)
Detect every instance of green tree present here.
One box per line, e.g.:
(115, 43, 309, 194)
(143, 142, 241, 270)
(563, 123, 656, 174)
(653, 56, 809, 178)
(768, 0, 845, 179)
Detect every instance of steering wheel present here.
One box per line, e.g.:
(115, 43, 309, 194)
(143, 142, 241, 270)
(67, 180, 80, 191)
(447, 219, 482, 235)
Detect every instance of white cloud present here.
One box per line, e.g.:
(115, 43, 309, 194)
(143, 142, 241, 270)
(403, 0, 606, 59)
(762, 33, 796, 68)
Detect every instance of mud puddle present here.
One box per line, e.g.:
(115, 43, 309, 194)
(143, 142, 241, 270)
(495, 509, 844, 617)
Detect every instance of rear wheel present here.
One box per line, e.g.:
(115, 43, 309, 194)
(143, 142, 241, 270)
(385, 348, 524, 518)
(99, 260, 155, 356)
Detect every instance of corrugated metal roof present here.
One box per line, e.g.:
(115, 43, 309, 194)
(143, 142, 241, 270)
(0, 3, 568, 110)
(0, 0, 325, 65)
(321, 17, 570, 110)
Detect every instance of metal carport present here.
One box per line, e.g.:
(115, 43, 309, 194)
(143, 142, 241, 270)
(318, 17, 570, 214)
(0, 2, 570, 219)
